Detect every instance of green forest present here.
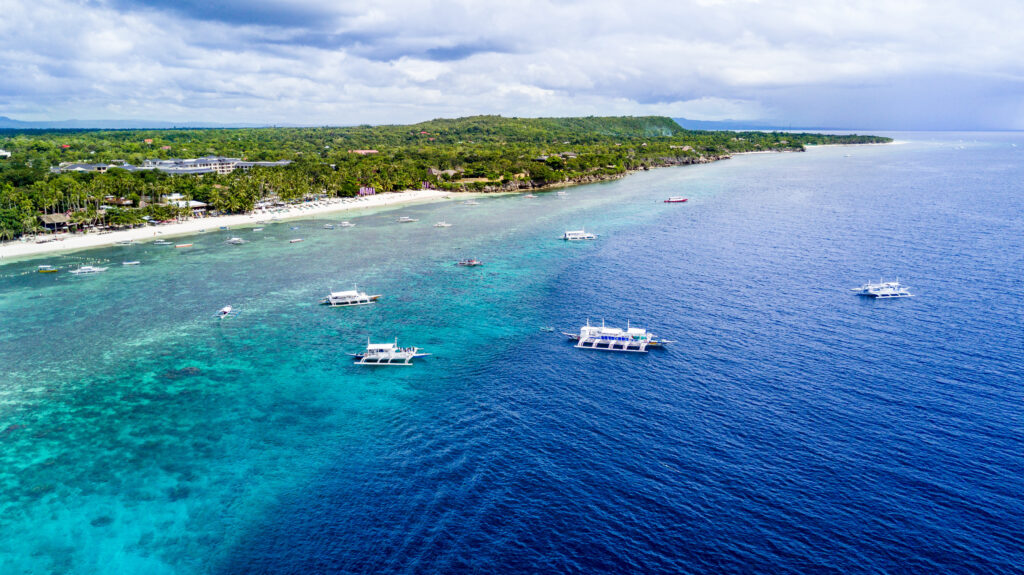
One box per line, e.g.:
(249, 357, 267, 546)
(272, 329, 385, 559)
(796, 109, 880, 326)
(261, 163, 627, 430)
(0, 115, 890, 240)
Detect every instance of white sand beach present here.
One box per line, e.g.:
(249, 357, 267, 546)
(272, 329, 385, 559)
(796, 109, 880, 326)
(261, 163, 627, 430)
(0, 189, 451, 263)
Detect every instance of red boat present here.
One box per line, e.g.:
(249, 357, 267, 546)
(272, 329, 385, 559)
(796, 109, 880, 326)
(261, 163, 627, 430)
(664, 197, 688, 203)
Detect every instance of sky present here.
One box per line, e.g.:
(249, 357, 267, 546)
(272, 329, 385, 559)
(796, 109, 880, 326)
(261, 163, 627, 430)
(1, 0, 1023, 130)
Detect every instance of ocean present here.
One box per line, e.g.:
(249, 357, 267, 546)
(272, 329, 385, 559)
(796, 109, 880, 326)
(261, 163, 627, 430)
(0, 133, 1021, 574)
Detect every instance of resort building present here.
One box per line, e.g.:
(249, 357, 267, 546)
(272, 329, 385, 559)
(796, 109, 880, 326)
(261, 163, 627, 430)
(53, 156, 291, 175)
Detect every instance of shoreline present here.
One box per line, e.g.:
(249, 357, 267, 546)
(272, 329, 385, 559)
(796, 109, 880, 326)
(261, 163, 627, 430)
(0, 189, 450, 263)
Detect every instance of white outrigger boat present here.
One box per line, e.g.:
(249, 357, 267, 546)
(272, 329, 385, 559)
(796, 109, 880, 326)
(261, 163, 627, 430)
(321, 286, 381, 307)
(350, 338, 430, 365)
(434, 221, 452, 228)
(153, 240, 173, 245)
(225, 237, 245, 245)
(563, 319, 672, 352)
(69, 265, 108, 275)
(323, 223, 335, 229)
(851, 279, 914, 298)
(122, 261, 141, 266)
(562, 228, 597, 241)
(216, 305, 234, 319)
(339, 221, 356, 227)
(397, 216, 419, 223)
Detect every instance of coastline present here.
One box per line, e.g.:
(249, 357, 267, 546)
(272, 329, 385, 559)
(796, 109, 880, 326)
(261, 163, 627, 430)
(0, 189, 450, 263)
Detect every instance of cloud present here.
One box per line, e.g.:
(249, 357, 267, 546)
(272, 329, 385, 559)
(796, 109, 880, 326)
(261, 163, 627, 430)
(1, 0, 1023, 128)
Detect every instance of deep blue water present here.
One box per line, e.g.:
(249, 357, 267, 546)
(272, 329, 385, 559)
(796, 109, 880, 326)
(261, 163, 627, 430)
(1, 133, 1022, 574)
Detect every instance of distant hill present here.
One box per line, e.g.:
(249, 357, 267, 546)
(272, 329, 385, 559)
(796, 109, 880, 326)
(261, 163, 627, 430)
(673, 117, 798, 131)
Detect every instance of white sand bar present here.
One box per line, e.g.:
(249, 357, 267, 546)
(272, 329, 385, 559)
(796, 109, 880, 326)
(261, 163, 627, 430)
(0, 189, 450, 263)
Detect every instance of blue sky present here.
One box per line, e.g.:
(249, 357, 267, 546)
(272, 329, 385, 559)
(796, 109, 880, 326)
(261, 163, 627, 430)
(1, 0, 1022, 129)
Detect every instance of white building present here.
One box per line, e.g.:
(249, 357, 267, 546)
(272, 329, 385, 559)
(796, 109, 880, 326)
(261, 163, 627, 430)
(0, 149, 11, 159)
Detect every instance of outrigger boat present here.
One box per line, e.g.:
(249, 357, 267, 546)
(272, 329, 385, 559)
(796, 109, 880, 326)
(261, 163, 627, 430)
(225, 237, 245, 245)
(563, 319, 673, 352)
(321, 286, 381, 307)
(153, 240, 173, 245)
(562, 228, 597, 241)
(851, 279, 914, 298)
(434, 221, 452, 228)
(456, 259, 483, 267)
(397, 216, 419, 223)
(289, 238, 303, 243)
(216, 305, 233, 319)
(664, 197, 688, 203)
(122, 261, 141, 266)
(350, 338, 429, 365)
(340, 221, 356, 227)
(323, 224, 335, 229)
(69, 265, 108, 275)
(38, 265, 58, 273)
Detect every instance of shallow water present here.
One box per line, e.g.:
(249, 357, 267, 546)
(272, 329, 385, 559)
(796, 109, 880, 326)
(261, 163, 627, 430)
(1, 134, 1022, 573)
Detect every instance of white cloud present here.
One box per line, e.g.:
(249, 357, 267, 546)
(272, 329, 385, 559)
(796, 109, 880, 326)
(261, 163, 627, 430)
(0, 0, 1023, 128)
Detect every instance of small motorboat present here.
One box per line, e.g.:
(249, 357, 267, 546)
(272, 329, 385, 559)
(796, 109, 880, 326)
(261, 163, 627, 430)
(216, 305, 233, 319)
(323, 224, 335, 229)
(220, 226, 230, 230)
(456, 259, 483, 267)
(397, 216, 418, 223)
(340, 221, 356, 227)
(122, 261, 141, 266)
(153, 240, 173, 245)
(115, 239, 134, 245)
(252, 227, 264, 232)
(38, 265, 58, 273)
(539, 326, 555, 332)
(524, 194, 538, 198)
(434, 221, 452, 228)
(225, 237, 244, 245)
(463, 200, 479, 206)
(556, 191, 567, 197)
(290, 226, 300, 230)
(289, 238, 303, 243)
(664, 197, 688, 203)
(175, 243, 193, 248)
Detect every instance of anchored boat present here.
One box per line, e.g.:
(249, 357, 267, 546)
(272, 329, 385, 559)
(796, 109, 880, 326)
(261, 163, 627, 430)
(69, 265, 109, 275)
(397, 216, 419, 223)
(851, 279, 914, 298)
(321, 286, 381, 307)
(563, 319, 673, 352)
(664, 197, 688, 203)
(350, 338, 429, 365)
(562, 228, 597, 241)
(38, 265, 58, 273)
(456, 259, 483, 267)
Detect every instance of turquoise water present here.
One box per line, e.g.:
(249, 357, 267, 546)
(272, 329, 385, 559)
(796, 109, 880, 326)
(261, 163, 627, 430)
(1, 135, 1022, 573)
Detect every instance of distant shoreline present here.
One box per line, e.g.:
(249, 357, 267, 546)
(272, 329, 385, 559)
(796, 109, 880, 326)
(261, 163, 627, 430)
(0, 189, 450, 263)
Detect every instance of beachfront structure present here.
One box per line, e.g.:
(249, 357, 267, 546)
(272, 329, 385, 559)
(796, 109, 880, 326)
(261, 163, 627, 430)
(0, 149, 11, 158)
(55, 162, 110, 173)
(53, 157, 291, 175)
